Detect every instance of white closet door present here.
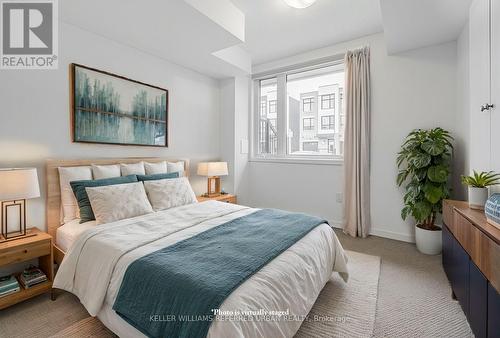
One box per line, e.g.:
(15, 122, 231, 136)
(470, 0, 492, 172)
(491, 0, 500, 172)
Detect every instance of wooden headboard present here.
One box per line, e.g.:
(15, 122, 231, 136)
(46, 157, 190, 240)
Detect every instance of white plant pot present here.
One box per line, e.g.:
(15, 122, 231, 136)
(415, 225, 442, 255)
(468, 187, 488, 210)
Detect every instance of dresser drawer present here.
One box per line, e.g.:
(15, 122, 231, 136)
(0, 240, 50, 266)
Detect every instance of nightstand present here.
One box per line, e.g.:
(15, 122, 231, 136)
(0, 228, 54, 309)
(197, 194, 237, 204)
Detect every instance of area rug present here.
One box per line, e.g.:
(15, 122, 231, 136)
(0, 250, 380, 338)
(295, 250, 380, 338)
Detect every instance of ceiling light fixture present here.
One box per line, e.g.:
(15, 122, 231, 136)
(283, 0, 317, 9)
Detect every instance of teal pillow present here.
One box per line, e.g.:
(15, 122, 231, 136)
(137, 172, 179, 181)
(70, 175, 138, 223)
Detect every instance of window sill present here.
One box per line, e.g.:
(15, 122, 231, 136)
(249, 156, 343, 166)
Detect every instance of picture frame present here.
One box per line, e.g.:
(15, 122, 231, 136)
(70, 63, 168, 147)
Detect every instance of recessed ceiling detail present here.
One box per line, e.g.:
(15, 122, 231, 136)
(60, 0, 248, 78)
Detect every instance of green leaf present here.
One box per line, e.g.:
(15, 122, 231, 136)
(413, 201, 432, 222)
(409, 152, 431, 169)
(423, 183, 443, 204)
(427, 165, 449, 183)
(421, 140, 445, 156)
(415, 168, 428, 181)
(401, 206, 411, 220)
(397, 170, 409, 186)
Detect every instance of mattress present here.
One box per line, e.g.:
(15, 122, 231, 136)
(56, 219, 96, 252)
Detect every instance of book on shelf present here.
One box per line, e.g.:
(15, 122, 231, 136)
(0, 275, 21, 298)
(19, 266, 48, 289)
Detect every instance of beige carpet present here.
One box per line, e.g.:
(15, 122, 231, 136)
(335, 230, 473, 338)
(0, 251, 380, 338)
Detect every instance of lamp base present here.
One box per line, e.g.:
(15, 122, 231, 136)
(206, 176, 221, 197)
(1, 199, 28, 242)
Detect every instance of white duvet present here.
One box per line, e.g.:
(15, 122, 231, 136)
(54, 201, 349, 338)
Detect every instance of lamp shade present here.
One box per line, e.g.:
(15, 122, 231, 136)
(197, 162, 228, 177)
(0, 168, 40, 201)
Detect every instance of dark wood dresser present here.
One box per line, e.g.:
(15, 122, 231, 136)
(442, 200, 500, 338)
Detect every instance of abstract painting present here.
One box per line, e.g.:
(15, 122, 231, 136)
(71, 64, 168, 147)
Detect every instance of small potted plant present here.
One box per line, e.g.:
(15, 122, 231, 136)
(397, 128, 453, 255)
(461, 171, 500, 210)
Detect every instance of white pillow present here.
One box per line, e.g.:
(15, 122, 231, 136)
(144, 161, 167, 175)
(58, 166, 93, 222)
(144, 177, 197, 211)
(121, 162, 145, 176)
(167, 161, 185, 177)
(85, 182, 153, 225)
(92, 164, 121, 179)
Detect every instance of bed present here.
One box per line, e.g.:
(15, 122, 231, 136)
(47, 158, 349, 338)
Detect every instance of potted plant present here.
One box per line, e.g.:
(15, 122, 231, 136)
(396, 128, 453, 255)
(461, 171, 500, 210)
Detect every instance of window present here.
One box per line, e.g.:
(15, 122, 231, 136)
(303, 118, 315, 130)
(321, 115, 334, 130)
(258, 78, 278, 155)
(328, 139, 335, 153)
(321, 94, 334, 109)
(339, 87, 345, 130)
(269, 100, 277, 114)
(253, 61, 345, 160)
(260, 100, 267, 116)
(303, 141, 318, 152)
(302, 97, 314, 112)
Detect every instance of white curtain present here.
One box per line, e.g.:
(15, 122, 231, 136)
(343, 46, 371, 238)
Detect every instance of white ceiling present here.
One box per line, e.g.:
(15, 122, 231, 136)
(380, 0, 472, 54)
(60, 0, 249, 78)
(60, 0, 473, 78)
(232, 0, 384, 65)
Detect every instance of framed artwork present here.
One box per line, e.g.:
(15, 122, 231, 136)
(71, 63, 168, 147)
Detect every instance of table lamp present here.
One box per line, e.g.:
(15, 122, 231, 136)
(0, 168, 40, 241)
(197, 162, 228, 197)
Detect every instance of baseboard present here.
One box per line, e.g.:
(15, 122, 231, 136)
(329, 220, 344, 229)
(369, 227, 415, 243)
(330, 221, 415, 243)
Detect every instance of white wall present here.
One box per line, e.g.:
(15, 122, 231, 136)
(244, 33, 465, 242)
(219, 76, 250, 202)
(455, 23, 470, 200)
(0, 22, 222, 232)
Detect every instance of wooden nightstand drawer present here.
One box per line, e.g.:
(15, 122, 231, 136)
(0, 239, 50, 266)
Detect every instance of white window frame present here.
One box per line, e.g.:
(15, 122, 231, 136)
(250, 57, 344, 165)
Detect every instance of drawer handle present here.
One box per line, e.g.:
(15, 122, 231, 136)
(24, 249, 28, 253)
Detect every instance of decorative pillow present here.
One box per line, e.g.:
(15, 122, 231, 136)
(92, 164, 121, 179)
(86, 182, 153, 225)
(144, 161, 167, 175)
(121, 162, 145, 176)
(58, 166, 93, 222)
(143, 177, 197, 211)
(70, 175, 138, 223)
(137, 172, 179, 182)
(167, 161, 185, 177)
